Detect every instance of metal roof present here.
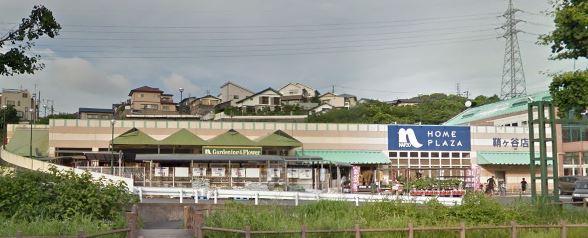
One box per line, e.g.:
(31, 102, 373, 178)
(207, 129, 258, 146)
(476, 151, 553, 165)
(255, 130, 302, 147)
(112, 128, 159, 145)
(135, 154, 283, 161)
(78, 108, 113, 113)
(443, 91, 551, 126)
(159, 129, 207, 146)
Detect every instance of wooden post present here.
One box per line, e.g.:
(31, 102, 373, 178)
(408, 223, 414, 238)
(77, 230, 85, 238)
(459, 222, 465, 238)
(560, 220, 567, 238)
(15, 231, 22, 238)
(193, 211, 204, 238)
(245, 225, 251, 238)
(126, 211, 137, 238)
(301, 224, 307, 238)
(183, 206, 192, 229)
(511, 221, 517, 238)
(355, 224, 361, 238)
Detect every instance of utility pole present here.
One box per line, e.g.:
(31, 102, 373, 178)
(499, 0, 527, 99)
(456, 83, 461, 97)
(332, 85, 335, 94)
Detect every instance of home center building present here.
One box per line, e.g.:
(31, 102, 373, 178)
(2, 92, 558, 192)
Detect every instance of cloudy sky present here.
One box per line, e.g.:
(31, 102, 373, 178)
(0, 0, 582, 113)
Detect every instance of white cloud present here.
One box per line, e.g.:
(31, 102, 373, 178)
(161, 73, 202, 99)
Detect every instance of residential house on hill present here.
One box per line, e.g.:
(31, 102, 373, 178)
(78, 108, 113, 120)
(124, 86, 177, 115)
(235, 88, 282, 112)
(218, 82, 254, 107)
(387, 98, 420, 106)
(0, 89, 35, 121)
(189, 95, 221, 117)
(278, 83, 316, 105)
(319, 92, 357, 108)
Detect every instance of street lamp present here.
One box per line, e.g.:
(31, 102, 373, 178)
(1, 105, 6, 148)
(110, 118, 116, 174)
(179, 87, 184, 115)
(43, 104, 47, 118)
(417, 93, 423, 125)
(29, 108, 34, 159)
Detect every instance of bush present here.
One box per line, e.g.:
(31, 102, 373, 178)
(0, 167, 138, 221)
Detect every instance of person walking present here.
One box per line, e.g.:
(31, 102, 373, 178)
(486, 176, 496, 196)
(520, 178, 528, 195)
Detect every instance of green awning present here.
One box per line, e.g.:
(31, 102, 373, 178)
(112, 128, 158, 145)
(207, 129, 257, 146)
(255, 130, 302, 147)
(159, 129, 207, 146)
(6, 128, 49, 157)
(477, 151, 553, 165)
(295, 150, 390, 164)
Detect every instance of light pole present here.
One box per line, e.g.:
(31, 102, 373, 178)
(43, 104, 47, 118)
(1, 105, 6, 148)
(110, 118, 116, 174)
(179, 87, 184, 115)
(417, 93, 423, 125)
(29, 108, 34, 159)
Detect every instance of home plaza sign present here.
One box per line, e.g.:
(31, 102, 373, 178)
(202, 146, 262, 155)
(388, 125, 471, 151)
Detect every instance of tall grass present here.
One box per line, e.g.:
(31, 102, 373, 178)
(204, 193, 588, 238)
(0, 212, 127, 237)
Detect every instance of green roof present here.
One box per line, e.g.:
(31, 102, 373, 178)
(207, 129, 257, 146)
(444, 91, 551, 125)
(255, 130, 302, 147)
(6, 128, 49, 157)
(296, 150, 390, 164)
(159, 129, 207, 146)
(112, 128, 158, 145)
(477, 151, 552, 165)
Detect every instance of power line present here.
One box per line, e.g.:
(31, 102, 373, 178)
(36, 36, 496, 59)
(0, 12, 501, 29)
(49, 23, 499, 42)
(33, 27, 499, 52)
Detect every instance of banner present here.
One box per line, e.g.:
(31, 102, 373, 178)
(202, 146, 262, 155)
(388, 125, 471, 151)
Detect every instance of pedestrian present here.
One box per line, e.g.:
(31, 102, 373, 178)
(520, 178, 527, 195)
(486, 176, 496, 196)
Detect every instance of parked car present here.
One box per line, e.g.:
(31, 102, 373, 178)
(559, 176, 588, 195)
(572, 180, 588, 202)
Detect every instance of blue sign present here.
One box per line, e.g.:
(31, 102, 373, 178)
(388, 125, 471, 151)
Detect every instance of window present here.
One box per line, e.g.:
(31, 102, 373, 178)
(462, 153, 470, 158)
(140, 94, 144, 98)
(409, 152, 418, 157)
(420, 152, 429, 157)
(233, 95, 239, 99)
(564, 153, 579, 165)
(272, 97, 280, 105)
(441, 152, 450, 158)
(399, 152, 408, 157)
(22, 93, 27, 98)
(6, 100, 14, 106)
(162, 105, 169, 110)
(17, 101, 20, 106)
(451, 152, 460, 158)
(389, 152, 397, 157)
(583, 152, 588, 164)
(87, 114, 99, 119)
(288, 89, 297, 95)
(431, 152, 439, 158)
(260, 96, 269, 104)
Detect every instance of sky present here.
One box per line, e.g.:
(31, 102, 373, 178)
(0, 0, 582, 114)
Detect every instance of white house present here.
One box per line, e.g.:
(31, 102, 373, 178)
(309, 103, 335, 115)
(235, 88, 282, 111)
(278, 83, 316, 105)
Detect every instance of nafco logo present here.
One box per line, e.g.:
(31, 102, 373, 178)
(398, 128, 423, 148)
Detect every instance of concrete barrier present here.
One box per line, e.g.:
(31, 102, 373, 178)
(0, 148, 134, 190)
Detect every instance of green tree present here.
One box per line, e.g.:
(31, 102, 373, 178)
(0, 105, 20, 124)
(541, 1, 588, 117)
(549, 71, 588, 118)
(541, 0, 588, 60)
(0, 5, 61, 76)
(37, 113, 78, 125)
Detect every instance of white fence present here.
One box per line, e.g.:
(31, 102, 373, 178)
(133, 186, 463, 206)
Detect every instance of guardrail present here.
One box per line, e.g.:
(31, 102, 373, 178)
(133, 186, 463, 206)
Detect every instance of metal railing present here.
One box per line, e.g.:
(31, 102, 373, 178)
(133, 186, 463, 206)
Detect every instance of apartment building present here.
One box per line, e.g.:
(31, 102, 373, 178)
(0, 89, 35, 121)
